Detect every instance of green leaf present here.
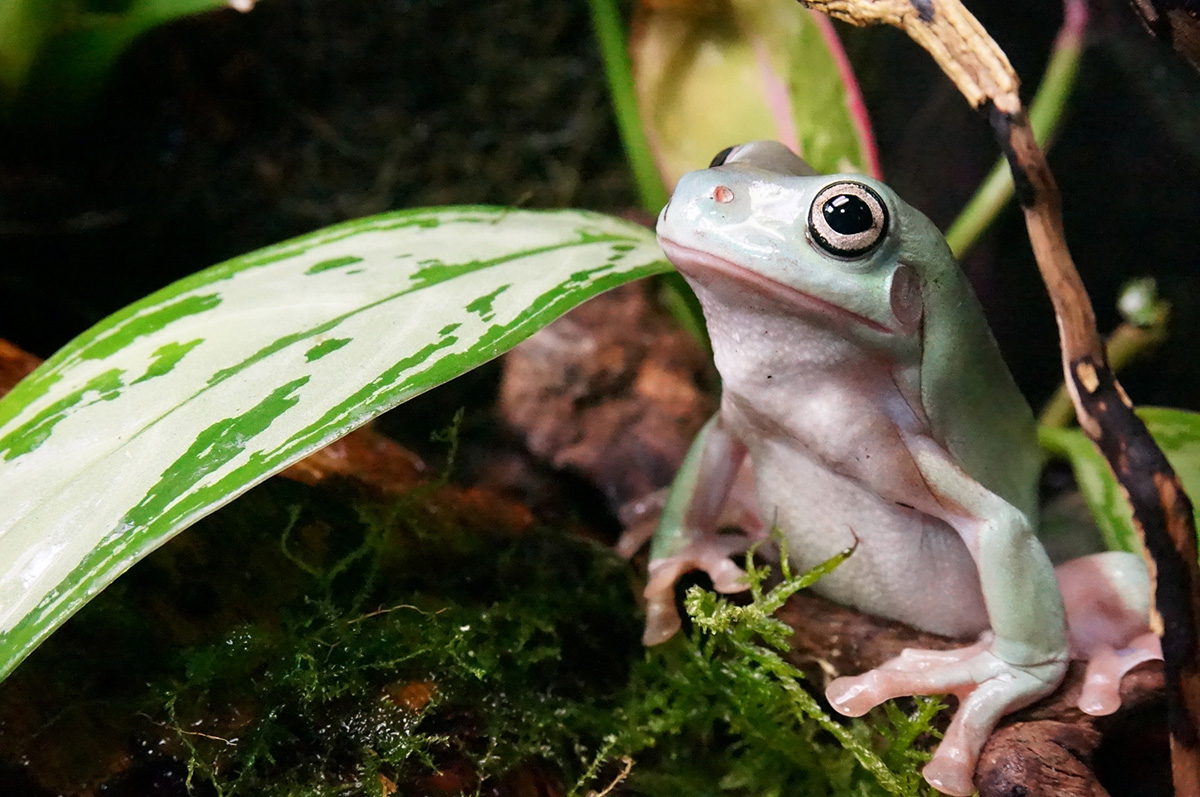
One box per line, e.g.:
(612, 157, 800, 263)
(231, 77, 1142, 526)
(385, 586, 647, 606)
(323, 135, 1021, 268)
(1039, 407, 1200, 553)
(0, 205, 670, 682)
(630, 0, 879, 186)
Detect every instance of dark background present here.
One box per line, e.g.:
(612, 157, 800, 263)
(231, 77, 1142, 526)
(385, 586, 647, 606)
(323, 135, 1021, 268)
(1, 0, 1198, 412)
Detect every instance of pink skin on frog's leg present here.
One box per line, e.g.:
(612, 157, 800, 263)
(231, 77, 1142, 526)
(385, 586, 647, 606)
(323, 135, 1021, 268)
(826, 634, 1059, 797)
(642, 532, 757, 645)
(1057, 552, 1162, 715)
(618, 461, 763, 560)
(828, 551, 1161, 795)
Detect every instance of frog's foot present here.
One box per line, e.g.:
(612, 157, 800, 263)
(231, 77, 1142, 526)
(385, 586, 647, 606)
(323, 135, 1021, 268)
(642, 539, 752, 646)
(1056, 551, 1161, 715)
(826, 636, 1067, 797)
(1076, 632, 1162, 716)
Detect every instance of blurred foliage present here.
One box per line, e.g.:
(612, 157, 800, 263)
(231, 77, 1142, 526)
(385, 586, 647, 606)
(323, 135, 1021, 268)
(0, 0, 234, 119)
(1042, 407, 1200, 555)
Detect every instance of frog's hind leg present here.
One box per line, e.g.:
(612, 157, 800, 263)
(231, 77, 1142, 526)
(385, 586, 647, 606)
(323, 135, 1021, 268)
(1057, 551, 1162, 716)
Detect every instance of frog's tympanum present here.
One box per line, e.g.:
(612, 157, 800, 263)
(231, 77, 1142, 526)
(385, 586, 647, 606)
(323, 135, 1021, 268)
(648, 141, 1161, 795)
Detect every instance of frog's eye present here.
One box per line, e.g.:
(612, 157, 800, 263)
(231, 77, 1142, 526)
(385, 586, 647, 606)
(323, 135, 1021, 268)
(709, 146, 736, 167)
(809, 182, 889, 258)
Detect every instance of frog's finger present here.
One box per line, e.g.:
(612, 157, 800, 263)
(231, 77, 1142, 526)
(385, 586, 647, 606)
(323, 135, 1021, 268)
(642, 551, 751, 645)
(924, 668, 1057, 796)
(826, 645, 1056, 715)
(1077, 631, 1161, 715)
(825, 648, 991, 715)
(876, 637, 991, 668)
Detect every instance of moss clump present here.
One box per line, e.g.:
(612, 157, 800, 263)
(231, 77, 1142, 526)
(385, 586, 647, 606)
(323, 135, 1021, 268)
(599, 547, 944, 797)
(155, 482, 645, 795)
(0, 478, 943, 796)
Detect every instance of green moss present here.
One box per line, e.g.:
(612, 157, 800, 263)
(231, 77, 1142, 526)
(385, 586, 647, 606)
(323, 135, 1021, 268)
(151, 482, 643, 795)
(0, 479, 943, 795)
(595, 546, 944, 797)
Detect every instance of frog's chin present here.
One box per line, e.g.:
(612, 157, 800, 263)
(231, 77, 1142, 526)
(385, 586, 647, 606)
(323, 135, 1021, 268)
(657, 237, 894, 336)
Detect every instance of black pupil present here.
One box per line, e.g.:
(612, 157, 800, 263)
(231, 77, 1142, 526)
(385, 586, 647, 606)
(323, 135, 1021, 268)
(822, 194, 874, 235)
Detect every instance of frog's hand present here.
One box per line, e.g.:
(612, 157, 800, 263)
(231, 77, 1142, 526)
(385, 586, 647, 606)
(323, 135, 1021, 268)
(827, 436, 1070, 796)
(643, 413, 759, 645)
(826, 635, 1064, 796)
(1056, 551, 1162, 715)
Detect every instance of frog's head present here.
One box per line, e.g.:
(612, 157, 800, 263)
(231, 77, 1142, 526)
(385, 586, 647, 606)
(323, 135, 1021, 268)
(657, 141, 946, 346)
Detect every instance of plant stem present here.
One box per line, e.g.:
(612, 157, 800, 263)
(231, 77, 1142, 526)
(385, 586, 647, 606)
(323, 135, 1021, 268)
(587, 0, 670, 215)
(943, 0, 1087, 258)
(587, 0, 711, 348)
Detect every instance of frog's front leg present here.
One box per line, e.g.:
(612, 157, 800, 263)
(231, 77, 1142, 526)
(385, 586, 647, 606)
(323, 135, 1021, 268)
(826, 437, 1068, 797)
(643, 412, 763, 645)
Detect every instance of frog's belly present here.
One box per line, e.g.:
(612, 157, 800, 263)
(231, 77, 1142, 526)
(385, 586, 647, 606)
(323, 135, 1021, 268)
(751, 442, 989, 638)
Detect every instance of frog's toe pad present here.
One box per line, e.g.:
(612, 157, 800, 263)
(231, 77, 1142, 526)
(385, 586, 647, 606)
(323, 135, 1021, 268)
(921, 746, 976, 797)
(1077, 631, 1162, 716)
(825, 674, 881, 717)
(641, 595, 683, 646)
(705, 556, 750, 593)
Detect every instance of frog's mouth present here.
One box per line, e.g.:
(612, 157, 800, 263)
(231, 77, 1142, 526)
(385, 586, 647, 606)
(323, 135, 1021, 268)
(658, 238, 894, 335)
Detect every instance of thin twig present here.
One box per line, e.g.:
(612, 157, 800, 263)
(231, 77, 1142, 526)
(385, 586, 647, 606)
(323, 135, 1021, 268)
(587, 755, 634, 797)
(1040, 295, 1169, 429)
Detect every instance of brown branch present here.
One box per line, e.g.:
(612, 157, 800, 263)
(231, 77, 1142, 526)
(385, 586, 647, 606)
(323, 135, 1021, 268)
(778, 590, 1167, 796)
(797, 1, 1200, 792)
(797, 0, 1020, 110)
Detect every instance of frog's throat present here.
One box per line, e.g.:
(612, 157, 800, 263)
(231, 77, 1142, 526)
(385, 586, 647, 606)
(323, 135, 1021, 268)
(657, 238, 894, 336)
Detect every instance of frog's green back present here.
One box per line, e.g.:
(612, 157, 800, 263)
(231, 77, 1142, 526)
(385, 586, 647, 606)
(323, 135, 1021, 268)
(899, 209, 1043, 519)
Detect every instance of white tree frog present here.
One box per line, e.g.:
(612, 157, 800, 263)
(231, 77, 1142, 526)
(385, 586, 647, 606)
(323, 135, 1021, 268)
(647, 141, 1162, 795)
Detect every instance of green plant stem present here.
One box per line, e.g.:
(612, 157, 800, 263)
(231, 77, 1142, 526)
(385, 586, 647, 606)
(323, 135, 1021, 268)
(587, 0, 670, 215)
(943, 0, 1086, 258)
(587, 0, 712, 349)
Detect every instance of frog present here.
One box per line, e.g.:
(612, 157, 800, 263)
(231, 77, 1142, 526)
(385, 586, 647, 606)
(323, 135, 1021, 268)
(646, 140, 1162, 796)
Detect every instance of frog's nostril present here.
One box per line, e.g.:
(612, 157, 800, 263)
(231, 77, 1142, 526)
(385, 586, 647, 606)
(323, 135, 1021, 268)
(713, 185, 734, 204)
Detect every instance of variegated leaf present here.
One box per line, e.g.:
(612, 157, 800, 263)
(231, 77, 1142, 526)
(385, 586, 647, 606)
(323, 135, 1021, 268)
(3, 0, 234, 114)
(0, 205, 670, 681)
